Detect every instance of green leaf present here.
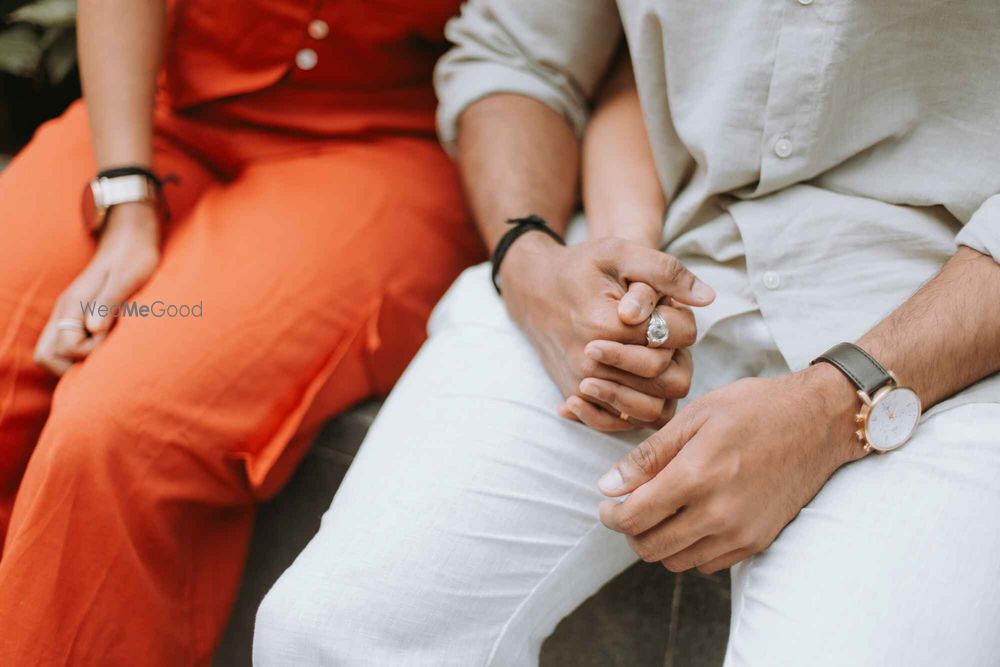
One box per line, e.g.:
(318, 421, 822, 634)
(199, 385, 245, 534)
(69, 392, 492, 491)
(8, 0, 76, 28)
(43, 25, 74, 82)
(0, 24, 42, 77)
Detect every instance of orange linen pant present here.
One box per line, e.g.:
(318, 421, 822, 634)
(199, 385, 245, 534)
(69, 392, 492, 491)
(0, 99, 481, 665)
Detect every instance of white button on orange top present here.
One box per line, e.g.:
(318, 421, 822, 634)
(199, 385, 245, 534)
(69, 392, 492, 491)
(308, 19, 330, 40)
(773, 137, 793, 158)
(295, 48, 318, 71)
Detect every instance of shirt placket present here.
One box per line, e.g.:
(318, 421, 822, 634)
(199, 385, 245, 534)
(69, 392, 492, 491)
(756, 0, 832, 195)
(291, 3, 332, 77)
(745, 0, 833, 303)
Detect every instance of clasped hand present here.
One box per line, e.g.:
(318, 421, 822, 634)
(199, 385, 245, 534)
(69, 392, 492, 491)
(498, 233, 715, 431)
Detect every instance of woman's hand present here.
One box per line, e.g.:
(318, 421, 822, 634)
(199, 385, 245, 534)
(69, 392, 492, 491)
(561, 281, 698, 431)
(499, 234, 713, 429)
(34, 203, 161, 375)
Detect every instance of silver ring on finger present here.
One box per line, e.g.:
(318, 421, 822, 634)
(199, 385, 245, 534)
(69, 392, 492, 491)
(646, 309, 669, 348)
(55, 318, 87, 333)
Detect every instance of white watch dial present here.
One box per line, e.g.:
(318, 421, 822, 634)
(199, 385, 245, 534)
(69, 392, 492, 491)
(865, 387, 921, 451)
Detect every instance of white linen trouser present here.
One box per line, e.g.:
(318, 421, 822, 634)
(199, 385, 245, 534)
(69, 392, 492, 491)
(254, 263, 1000, 667)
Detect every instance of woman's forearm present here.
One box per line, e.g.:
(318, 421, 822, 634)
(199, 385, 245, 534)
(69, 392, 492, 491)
(77, 0, 165, 169)
(582, 53, 665, 249)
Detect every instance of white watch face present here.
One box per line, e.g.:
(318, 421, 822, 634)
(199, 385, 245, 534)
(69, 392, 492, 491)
(865, 387, 921, 451)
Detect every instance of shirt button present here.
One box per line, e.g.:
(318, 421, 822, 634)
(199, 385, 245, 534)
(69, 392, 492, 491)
(773, 136, 793, 158)
(308, 19, 329, 40)
(798, 0, 814, 5)
(295, 48, 318, 71)
(762, 271, 782, 290)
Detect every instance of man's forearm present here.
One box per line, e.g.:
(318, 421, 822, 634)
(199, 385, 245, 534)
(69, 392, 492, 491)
(813, 247, 1000, 453)
(456, 94, 580, 253)
(858, 247, 1000, 408)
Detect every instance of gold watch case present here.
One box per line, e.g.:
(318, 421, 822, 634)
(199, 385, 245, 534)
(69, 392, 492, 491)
(852, 372, 923, 453)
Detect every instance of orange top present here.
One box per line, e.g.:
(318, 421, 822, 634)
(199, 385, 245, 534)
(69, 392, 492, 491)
(163, 0, 462, 136)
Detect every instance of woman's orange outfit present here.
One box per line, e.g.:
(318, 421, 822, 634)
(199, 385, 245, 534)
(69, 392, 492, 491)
(0, 1, 479, 664)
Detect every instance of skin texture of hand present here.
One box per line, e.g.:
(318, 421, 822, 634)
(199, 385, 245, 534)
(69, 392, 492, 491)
(564, 282, 696, 431)
(34, 202, 160, 375)
(500, 233, 714, 430)
(598, 362, 862, 573)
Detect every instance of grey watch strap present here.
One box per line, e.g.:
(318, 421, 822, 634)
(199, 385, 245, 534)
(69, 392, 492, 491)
(811, 342, 893, 396)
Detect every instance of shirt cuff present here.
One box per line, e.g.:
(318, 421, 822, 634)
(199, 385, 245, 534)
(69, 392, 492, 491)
(435, 62, 590, 157)
(956, 193, 1000, 262)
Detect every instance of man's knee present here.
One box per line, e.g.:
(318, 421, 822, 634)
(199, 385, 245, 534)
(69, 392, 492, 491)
(254, 521, 486, 666)
(254, 564, 411, 665)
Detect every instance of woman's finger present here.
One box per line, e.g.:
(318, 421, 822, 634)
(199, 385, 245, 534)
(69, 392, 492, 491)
(33, 324, 68, 376)
(36, 269, 108, 375)
(579, 377, 665, 423)
(63, 331, 107, 360)
(85, 270, 124, 334)
(617, 282, 658, 325)
(53, 324, 88, 358)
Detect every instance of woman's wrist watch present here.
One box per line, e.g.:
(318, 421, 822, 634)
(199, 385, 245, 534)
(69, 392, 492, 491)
(812, 342, 923, 453)
(80, 166, 163, 236)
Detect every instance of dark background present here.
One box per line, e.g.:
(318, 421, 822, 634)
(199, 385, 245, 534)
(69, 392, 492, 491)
(0, 0, 80, 155)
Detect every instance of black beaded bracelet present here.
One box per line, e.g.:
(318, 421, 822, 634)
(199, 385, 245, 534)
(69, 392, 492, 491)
(95, 165, 179, 222)
(97, 165, 166, 188)
(490, 214, 565, 295)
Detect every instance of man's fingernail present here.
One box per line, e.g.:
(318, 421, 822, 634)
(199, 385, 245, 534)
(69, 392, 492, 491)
(579, 380, 600, 399)
(585, 345, 603, 362)
(692, 279, 715, 302)
(620, 297, 641, 320)
(598, 468, 624, 493)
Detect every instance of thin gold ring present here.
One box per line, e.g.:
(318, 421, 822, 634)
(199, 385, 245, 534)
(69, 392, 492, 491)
(619, 411, 630, 422)
(55, 318, 86, 333)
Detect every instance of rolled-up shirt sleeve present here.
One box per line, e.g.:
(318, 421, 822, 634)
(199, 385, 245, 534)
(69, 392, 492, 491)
(956, 194, 1000, 263)
(434, 0, 622, 154)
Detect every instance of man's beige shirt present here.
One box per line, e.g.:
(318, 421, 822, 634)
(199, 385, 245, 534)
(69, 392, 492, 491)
(436, 0, 1000, 413)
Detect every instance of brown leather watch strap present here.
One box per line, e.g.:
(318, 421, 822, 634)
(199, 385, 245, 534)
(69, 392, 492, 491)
(811, 342, 893, 397)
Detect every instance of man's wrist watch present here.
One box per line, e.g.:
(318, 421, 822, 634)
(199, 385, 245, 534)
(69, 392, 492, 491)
(80, 166, 163, 236)
(812, 342, 922, 453)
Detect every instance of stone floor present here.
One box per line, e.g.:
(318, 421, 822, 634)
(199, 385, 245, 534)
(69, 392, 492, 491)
(212, 402, 731, 666)
(542, 565, 730, 667)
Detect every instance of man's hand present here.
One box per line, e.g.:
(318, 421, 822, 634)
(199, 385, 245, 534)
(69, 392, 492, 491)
(564, 286, 695, 430)
(500, 233, 714, 430)
(598, 363, 861, 573)
(34, 203, 160, 375)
